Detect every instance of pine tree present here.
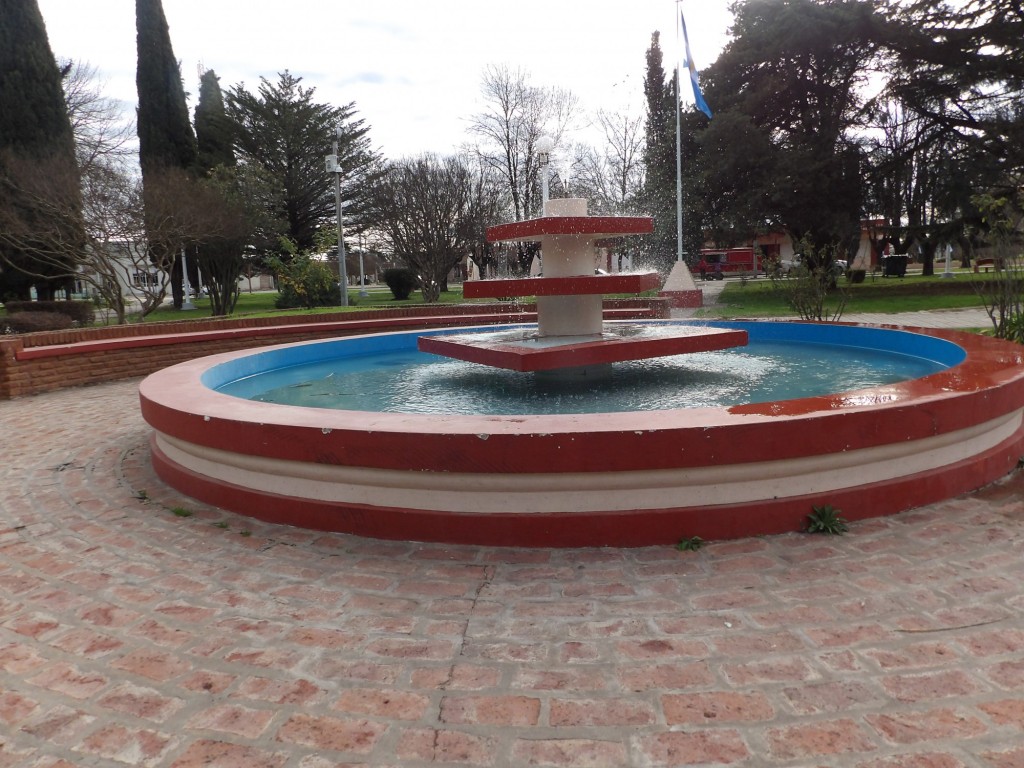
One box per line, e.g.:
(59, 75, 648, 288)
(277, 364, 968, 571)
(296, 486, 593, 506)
(0, 0, 84, 300)
(135, 0, 197, 308)
(226, 71, 379, 254)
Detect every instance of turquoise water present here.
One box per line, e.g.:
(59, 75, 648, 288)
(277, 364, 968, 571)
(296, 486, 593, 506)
(215, 331, 951, 416)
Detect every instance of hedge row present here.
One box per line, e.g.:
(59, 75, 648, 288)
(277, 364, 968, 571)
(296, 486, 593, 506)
(4, 300, 96, 325)
(1, 312, 75, 334)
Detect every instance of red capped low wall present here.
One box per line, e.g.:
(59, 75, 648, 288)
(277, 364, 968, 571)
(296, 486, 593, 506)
(0, 299, 668, 399)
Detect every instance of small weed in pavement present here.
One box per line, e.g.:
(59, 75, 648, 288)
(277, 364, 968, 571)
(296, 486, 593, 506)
(806, 504, 849, 535)
(676, 536, 705, 551)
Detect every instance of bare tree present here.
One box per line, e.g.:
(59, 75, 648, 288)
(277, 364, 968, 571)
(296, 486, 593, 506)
(468, 64, 579, 273)
(372, 154, 502, 301)
(0, 156, 250, 323)
(60, 59, 136, 178)
(0, 152, 151, 322)
(568, 109, 645, 215)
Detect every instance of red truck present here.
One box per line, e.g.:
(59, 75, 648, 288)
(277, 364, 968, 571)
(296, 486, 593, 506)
(699, 247, 764, 277)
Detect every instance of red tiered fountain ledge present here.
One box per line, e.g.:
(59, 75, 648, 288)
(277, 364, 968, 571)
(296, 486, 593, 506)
(418, 198, 747, 373)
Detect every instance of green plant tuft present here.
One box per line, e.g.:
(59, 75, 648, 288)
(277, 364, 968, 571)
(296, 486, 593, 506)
(806, 504, 849, 535)
(676, 536, 705, 551)
(171, 507, 194, 518)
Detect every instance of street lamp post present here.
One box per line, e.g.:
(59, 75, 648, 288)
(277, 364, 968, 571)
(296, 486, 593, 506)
(180, 247, 195, 310)
(326, 127, 349, 307)
(941, 243, 955, 278)
(536, 135, 554, 215)
(357, 231, 368, 297)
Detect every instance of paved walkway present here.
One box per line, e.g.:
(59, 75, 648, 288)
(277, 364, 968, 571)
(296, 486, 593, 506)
(2, 337, 1024, 766)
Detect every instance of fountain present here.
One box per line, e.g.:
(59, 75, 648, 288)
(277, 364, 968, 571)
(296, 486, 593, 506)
(419, 198, 747, 376)
(138, 201, 1024, 547)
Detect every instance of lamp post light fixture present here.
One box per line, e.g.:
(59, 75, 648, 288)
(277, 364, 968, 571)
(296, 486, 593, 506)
(536, 135, 554, 215)
(326, 126, 349, 307)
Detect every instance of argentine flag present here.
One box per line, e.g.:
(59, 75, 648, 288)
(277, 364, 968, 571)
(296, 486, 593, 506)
(681, 10, 713, 119)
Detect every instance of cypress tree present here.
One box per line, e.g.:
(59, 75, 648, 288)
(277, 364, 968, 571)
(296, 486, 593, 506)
(641, 32, 679, 273)
(0, 0, 83, 300)
(135, 0, 197, 308)
(195, 69, 235, 172)
(194, 69, 245, 316)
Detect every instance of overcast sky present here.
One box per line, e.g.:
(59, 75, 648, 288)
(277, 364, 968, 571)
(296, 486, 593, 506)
(36, 0, 732, 160)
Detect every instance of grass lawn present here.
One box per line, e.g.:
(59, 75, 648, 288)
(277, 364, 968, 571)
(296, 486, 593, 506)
(141, 285, 484, 323)
(704, 272, 992, 318)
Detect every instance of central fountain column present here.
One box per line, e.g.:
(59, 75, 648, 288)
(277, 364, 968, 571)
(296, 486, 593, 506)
(535, 198, 604, 338)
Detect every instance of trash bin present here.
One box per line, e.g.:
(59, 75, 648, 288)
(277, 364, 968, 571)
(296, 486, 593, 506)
(882, 255, 908, 277)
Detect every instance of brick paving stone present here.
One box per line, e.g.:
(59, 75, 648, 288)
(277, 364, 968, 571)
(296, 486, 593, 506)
(978, 698, 1024, 727)
(662, 691, 775, 725)
(396, 727, 498, 764)
(185, 703, 276, 738)
(96, 681, 185, 722)
(77, 723, 174, 766)
(3, 378, 1024, 766)
(440, 694, 542, 726)
(880, 670, 981, 703)
(333, 687, 432, 720)
(548, 697, 657, 726)
(855, 755, 968, 768)
(638, 730, 751, 765)
(509, 738, 630, 767)
(168, 739, 287, 768)
(981, 747, 1024, 767)
(866, 708, 988, 745)
(275, 713, 386, 753)
(767, 719, 878, 759)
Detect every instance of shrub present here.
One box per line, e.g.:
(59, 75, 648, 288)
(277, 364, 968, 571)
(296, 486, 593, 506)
(4, 300, 95, 326)
(382, 268, 417, 300)
(268, 253, 340, 310)
(2, 311, 75, 334)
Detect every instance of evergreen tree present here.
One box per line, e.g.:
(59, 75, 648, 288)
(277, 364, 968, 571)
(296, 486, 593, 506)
(699, 0, 878, 263)
(135, 0, 198, 308)
(195, 70, 235, 172)
(0, 0, 83, 300)
(194, 69, 246, 316)
(226, 71, 379, 255)
(641, 32, 680, 273)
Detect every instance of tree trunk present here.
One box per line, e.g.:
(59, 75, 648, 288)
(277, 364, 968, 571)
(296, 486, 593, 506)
(920, 241, 937, 277)
(170, 252, 183, 308)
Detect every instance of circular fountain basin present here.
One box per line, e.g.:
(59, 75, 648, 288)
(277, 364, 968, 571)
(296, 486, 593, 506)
(139, 321, 1024, 547)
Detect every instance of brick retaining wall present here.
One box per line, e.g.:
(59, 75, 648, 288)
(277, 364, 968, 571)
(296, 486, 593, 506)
(0, 299, 668, 399)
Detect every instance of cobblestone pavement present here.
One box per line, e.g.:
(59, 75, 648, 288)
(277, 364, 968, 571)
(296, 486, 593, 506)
(2, 379, 1024, 767)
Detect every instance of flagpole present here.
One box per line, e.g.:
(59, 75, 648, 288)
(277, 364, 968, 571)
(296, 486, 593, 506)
(675, 3, 684, 263)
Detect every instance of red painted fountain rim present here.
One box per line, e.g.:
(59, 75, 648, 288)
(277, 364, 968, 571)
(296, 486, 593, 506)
(138, 322, 1024, 476)
(486, 215, 653, 243)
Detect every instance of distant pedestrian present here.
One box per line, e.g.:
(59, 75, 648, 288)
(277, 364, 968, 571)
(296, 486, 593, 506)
(697, 257, 709, 281)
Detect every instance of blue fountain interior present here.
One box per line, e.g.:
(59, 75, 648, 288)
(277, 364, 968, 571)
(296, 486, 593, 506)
(201, 322, 966, 416)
